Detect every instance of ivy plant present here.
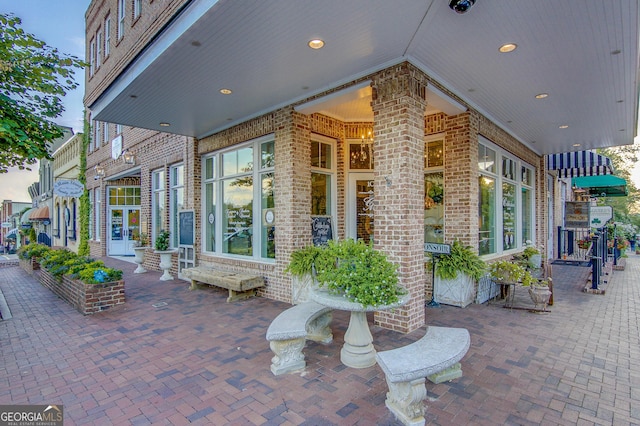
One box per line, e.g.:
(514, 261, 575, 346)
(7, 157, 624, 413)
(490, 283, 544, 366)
(432, 240, 485, 281)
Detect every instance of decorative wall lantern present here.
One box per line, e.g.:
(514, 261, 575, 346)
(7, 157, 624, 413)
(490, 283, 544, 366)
(121, 149, 136, 165)
(94, 164, 105, 180)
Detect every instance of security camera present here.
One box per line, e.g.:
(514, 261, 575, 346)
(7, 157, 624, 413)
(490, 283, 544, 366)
(449, 0, 475, 14)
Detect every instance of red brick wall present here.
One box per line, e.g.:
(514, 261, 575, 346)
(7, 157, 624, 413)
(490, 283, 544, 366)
(38, 268, 125, 315)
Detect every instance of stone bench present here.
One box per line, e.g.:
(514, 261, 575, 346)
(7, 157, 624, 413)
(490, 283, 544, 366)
(266, 301, 333, 375)
(376, 326, 471, 426)
(182, 266, 264, 302)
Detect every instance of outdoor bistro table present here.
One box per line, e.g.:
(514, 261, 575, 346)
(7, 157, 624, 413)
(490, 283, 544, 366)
(310, 288, 410, 369)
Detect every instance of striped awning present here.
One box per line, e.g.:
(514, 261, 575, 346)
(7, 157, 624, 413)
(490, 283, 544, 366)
(546, 151, 614, 178)
(30, 206, 50, 221)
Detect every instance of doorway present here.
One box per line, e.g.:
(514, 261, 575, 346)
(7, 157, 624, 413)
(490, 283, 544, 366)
(347, 173, 374, 243)
(108, 207, 140, 256)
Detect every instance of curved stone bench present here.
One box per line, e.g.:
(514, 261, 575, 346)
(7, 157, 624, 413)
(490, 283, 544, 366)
(376, 326, 470, 426)
(266, 301, 333, 375)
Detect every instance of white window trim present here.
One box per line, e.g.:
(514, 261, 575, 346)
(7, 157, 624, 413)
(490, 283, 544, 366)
(169, 163, 184, 249)
(152, 169, 165, 246)
(134, 0, 142, 19)
(118, 0, 125, 39)
(95, 188, 101, 241)
(104, 17, 111, 57)
(201, 134, 276, 262)
(89, 39, 95, 76)
(310, 134, 337, 221)
(478, 135, 536, 258)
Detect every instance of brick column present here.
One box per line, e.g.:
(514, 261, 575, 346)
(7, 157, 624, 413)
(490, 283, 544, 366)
(269, 107, 312, 302)
(371, 63, 428, 333)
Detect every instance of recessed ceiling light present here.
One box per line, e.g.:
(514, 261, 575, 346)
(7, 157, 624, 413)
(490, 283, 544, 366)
(559, 125, 569, 129)
(572, 143, 581, 147)
(308, 39, 325, 49)
(535, 93, 548, 99)
(191, 40, 201, 47)
(499, 43, 517, 53)
(220, 88, 232, 95)
(619, 129, 625, 132)
(160, 122, 170, 127)
(130, 94, 138, 99)
(611, 49, 621, 55)
(617, 100, 624, 103)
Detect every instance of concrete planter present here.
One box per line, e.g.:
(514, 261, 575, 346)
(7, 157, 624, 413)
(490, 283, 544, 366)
(155, 250, 177, 281)
(132, 247, 148, 273)
(38, 269, 125, 315)
(434, 273, 476, 308)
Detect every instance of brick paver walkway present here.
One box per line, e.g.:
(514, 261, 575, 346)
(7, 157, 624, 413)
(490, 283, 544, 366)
(1, 254, 639, 425)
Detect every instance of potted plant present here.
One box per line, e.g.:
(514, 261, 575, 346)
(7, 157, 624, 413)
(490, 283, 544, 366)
(527, 278, 552, 310)
(154, 230, 176, 281)
(285, 244, 322, 304)
(287, 239, 405, 308)
(522, 244, 542, 269)
(432, 240, 485, 308)
(132, 231, 149, 274)
(488, 260, 532, 285)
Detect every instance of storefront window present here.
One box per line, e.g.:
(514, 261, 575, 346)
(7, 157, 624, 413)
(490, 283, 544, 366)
(424, 138, 444, 244)
(478, 138, 535, 256)
(311, 138, 336, 244)
(170, 164, 184, 248)
(152, 169, 165, 244)
(202, 136, 275, 260)
(478, 176, 496, 255)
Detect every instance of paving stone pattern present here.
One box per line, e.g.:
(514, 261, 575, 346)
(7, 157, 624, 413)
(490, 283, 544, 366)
(1, 254, 639, 425)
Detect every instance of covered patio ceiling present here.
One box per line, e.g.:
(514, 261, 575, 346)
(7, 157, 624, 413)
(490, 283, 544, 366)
(89, 0, 640, 156)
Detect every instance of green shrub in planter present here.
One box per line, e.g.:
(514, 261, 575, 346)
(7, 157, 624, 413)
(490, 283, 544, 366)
(78, 266, 123, 284)
(18, 243, 52, 260)
(488, 260, 534, 286)
(155, 229, 171, 251)
(41, 249, 78, 277)
(288, 239, 404, 307)
(432, 240, 485, 281)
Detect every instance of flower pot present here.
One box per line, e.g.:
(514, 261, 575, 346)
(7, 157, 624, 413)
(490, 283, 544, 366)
(528, 286, 551, 310)
(434, 272, 476, 308)
(132, 247, 148, 274)
(155, 250, 176, 281)
(527, 254, 542, 269)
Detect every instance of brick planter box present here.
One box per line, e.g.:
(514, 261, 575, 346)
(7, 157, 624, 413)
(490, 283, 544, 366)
(38, 269, 125, 315)
(19, 257, 40, 274)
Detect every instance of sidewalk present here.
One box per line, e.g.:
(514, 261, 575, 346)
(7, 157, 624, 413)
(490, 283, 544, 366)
(1, 254, 639, 425)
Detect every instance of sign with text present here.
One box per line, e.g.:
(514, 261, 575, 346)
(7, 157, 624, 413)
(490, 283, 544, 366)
(589, 206, 613, 228)
(311, 216, 333, 246)
(179, 210, 194, 246)
(564, 202, 590, 228)
(53, 180, 84, 197)
(424, 242, 451, 254)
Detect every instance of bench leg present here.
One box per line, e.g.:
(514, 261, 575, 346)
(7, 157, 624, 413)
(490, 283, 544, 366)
(384, 377, 427, 426)
(306, 312, 333, 344)
(189, 280, 202, 291)
(269, 338, 306, 376)
(227, 288, 256, 303)
(427, 362, 462, 384)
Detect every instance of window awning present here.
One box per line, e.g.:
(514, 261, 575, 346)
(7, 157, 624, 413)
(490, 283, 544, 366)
(30, 206, 50, 221)
(571, 175, 628, 197)
(5, 228, 18, 239)
(20, 208, 36, 224)
(547, 151, 614, 178)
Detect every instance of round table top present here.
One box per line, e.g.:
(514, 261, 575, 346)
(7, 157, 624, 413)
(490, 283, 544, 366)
(310, 288, 410, 312)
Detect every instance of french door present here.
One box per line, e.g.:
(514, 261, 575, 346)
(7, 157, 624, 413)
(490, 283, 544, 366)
(108, 207, 140, 255)
(347, 173, 374, 244)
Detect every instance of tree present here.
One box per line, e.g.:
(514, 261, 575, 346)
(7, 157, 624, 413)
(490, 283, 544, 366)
(597, 145, 640, 218)
(0, 13, 85, 173)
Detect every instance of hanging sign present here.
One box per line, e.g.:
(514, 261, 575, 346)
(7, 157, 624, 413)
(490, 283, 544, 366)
(54, 180, 85, 197)
(424, 243, 451, 254)
(589, 206, 613, 228)
(564, 202, 590, 228)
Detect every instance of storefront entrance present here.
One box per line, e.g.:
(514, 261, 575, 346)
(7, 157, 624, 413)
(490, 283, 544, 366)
(106, 186, 142, 256)
(347, 173, 374, 243)
(108, 207, 140, 255)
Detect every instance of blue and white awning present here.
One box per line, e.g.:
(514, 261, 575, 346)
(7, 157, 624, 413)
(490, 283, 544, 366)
(546, 151, 614, 178)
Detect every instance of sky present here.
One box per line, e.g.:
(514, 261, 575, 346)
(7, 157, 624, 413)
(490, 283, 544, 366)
(0, 1, 639, 205)
(0, 0, 90, 203)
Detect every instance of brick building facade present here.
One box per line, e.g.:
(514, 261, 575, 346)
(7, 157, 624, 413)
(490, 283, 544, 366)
(85, 0, 548, 333)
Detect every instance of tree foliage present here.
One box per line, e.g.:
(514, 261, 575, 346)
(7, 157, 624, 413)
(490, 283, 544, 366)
(597, 145, 640, 218)
(0, 13, 85, 172)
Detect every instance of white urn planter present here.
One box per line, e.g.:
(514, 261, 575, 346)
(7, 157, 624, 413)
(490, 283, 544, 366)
(132, 247, 148, 274)
(528, 254, 542, 269)
(155, 250, 177, 281)
(434, 272, 476, 308)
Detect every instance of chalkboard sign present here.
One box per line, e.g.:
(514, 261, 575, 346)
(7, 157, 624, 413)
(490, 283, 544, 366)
(311, 216, 333, 246)
(179, 210, 195, 246)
